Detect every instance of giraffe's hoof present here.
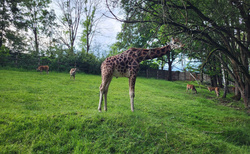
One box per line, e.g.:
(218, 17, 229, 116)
(98, 109, 102, 112)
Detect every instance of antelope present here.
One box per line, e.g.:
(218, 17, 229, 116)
(37, 65, 49, 74)
(186, 84, 197, 94)
(70, 68, 77, 80)
(207, 87, 220, 97)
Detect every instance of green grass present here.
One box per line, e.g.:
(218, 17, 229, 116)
(0, 69, 249, 153)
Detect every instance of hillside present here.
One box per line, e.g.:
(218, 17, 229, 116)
(0, 69, 249, 153)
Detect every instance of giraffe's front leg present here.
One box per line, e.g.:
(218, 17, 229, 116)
(104, 92, 108, 111)
(129, 76, 136, 112)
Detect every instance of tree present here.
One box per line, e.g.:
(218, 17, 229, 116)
(0, 0, 26, 48)
(80, 0, 102, 54)
(107, 0, 250, 108)
(22, 0, 55, 56)
(56, 0, 84, 55)
(157, 26, 182, 80)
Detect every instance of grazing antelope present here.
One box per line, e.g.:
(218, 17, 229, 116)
(186, 84, 197, 94)
(70, 68, 77, 80)
(37, 65, 49, 74)
(207, 87, 220, 97)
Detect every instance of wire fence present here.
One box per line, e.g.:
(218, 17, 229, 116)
(138, 68, 210, 82)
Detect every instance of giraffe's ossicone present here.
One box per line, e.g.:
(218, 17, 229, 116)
(98, 38, 184, 112)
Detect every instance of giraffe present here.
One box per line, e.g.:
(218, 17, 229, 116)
(98, 38, 184, 112)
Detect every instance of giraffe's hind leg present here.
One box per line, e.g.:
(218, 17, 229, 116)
(98, 90, 103, 112)
(104, 79, 112, 111)
(129, 76, 136, 112)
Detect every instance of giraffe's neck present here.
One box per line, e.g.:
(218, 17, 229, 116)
(136, 45, 171, 62)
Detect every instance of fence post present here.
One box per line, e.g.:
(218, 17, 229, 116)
(184, 69, 186, 80)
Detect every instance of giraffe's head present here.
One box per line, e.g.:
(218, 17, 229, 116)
(169, 38, 185, 50)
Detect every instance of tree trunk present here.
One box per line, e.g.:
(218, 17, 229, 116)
(243, 84, 249, 108)
(0, 0, 6, 47)
(15, 53, 18, 67)
(209, 60, 217, 87)
(70, 41, 74, 55)
(86, 32, 90, 54)
(33, 27, 40, 66)
(33, 27, 39, 55)
(167, 51, 172, 81)
(210, 75, 217, 87)
(239, 85, 249, 108)
(220, 54, 227, 98)
(168, 62, 172, 81)
(38, 56, 40, 66)
(161, 57, 164, 70)
(222, 80, 228, 98)
(217, 74, 223, 88)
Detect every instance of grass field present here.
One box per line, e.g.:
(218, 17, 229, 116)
(0, 69, 249, 153)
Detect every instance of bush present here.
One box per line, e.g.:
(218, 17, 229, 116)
(0, 49, 104, 75)
(76, 52, 102, 74)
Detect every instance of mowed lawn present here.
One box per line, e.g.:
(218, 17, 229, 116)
(0, 69, 249, 153)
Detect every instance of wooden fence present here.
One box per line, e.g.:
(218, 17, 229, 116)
(138, 68, 210, 82)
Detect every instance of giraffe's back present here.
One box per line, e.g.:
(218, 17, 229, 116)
(101, 49, 140, 78)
